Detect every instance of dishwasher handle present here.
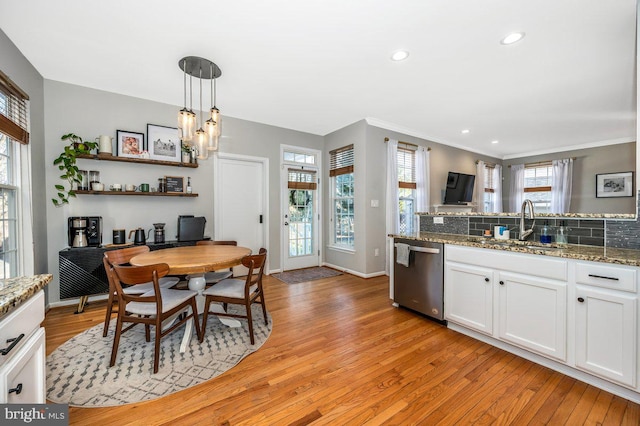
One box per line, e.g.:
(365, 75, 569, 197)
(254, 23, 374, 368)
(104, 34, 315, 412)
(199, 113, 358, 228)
(394, 243, 440, 254)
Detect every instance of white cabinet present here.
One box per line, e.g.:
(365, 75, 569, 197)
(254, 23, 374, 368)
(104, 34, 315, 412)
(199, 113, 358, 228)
(0, 290, 46, 403)
(445, 262, 494, 335)
(497, 272, 567, 361)
(574, 261, 638, 388)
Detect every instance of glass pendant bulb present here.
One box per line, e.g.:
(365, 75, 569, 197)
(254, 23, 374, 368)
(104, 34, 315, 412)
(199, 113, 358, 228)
(179, 108, 195, 142)
(195, 128, 208, 159)
(210, 106, 221, 138)
(205, 117, 218, 151)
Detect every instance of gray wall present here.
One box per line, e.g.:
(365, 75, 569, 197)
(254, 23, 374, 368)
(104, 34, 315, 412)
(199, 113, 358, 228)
(503, 142, 636, 214)
(0, 29, 47, 277)
(44, 80, 323, 305)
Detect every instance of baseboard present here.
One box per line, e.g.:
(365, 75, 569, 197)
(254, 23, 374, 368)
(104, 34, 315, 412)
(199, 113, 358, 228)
(48, 294, 109, 310)
(321, 262, 386, 279)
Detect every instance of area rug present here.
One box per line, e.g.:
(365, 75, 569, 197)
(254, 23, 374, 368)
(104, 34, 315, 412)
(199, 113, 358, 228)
(272, 266, 342, 284)
(46, 305, 271, 407)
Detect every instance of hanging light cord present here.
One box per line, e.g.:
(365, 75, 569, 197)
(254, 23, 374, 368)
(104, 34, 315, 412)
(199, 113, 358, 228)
(199, 67, 203, 126)
(183, 59, 187, 108)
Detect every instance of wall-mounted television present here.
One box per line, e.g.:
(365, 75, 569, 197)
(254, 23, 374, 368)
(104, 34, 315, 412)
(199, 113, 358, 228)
(444, 172, 476, 205)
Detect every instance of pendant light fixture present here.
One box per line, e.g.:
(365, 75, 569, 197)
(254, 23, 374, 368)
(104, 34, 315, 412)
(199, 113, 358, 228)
(178, 56, 222, 156)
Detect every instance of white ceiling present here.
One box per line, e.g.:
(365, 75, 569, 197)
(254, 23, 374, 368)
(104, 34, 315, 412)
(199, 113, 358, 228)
(0, 0, 636, 158)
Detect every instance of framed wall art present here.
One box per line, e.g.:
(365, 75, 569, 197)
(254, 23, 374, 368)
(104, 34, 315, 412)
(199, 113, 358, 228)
(116, 130, 145, 158)
(596, 171, 634, 198)
(147, 124, 181, 163)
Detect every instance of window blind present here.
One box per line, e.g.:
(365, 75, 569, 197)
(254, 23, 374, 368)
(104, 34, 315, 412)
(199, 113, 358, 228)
(484, 164, 495, 193)
(329, 144, 354, 177)
(397, 147, 416, 189)
(0, 70, 29, 145)
(524, 162, 552, 192)
(288, 168, 317, 190)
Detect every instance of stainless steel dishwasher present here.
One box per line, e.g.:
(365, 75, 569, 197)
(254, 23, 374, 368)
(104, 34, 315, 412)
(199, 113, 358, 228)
(393, 238, 445, 321)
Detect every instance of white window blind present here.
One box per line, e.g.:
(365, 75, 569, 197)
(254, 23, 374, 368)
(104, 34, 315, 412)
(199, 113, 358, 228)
(397, 146, 416, 189)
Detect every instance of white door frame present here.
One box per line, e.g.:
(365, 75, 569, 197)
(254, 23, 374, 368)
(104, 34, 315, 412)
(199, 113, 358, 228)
(280, 144, 323, 272)
(213, 152, 269, 271)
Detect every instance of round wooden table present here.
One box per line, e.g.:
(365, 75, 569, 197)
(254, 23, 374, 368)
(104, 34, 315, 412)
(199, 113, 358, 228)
(130, 244, 252, 352)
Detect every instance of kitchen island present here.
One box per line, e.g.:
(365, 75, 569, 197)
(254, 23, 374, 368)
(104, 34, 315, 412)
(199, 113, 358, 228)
(391, 233, 640, 404)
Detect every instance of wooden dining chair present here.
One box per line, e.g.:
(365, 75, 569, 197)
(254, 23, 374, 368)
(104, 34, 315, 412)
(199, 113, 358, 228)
(102, 246, 179, 337)
(194, 240, 238, 284)
(106, 260, 202, 373)
(200, 248, 268, 345)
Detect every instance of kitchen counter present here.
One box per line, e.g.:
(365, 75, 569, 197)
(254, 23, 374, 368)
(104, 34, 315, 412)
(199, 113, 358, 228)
(0, 274, 52, 317)
(391, 232, 640, 267)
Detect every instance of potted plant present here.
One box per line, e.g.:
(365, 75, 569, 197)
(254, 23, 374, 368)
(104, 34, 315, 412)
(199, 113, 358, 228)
(181, 142, 192, 163)
(52, 133, 97, 206)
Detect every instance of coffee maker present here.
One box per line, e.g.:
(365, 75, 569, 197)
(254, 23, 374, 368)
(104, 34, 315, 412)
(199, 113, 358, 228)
(153, 223, 166, 243)
(68, 216, 102, 247)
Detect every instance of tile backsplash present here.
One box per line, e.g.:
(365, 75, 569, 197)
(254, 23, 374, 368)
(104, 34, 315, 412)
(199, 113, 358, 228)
(419, 191, 640, 249)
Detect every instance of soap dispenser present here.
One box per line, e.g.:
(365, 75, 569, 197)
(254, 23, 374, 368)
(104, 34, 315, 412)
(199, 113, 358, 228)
(540, 220, 553, 244)
(556, 220, 568, 245)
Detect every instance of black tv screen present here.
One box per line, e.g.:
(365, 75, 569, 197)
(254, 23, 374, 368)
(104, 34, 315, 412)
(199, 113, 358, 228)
(444, 172, 475, 204)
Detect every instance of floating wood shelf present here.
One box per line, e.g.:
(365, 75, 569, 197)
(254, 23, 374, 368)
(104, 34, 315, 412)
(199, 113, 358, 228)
(75, 190, 198, 197)
(76, 153, 198, 168)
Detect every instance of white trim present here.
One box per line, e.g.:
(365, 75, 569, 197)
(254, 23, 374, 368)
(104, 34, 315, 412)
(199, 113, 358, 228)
(48, 293, 109, 310)
(322, 261, 386, 279)
(213, 152, 269, 272)
(326, 245, 355, 254)
(502, 137, 635, 160)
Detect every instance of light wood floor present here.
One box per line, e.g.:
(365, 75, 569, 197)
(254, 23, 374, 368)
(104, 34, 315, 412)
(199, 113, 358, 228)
(44, 272, 640, 425)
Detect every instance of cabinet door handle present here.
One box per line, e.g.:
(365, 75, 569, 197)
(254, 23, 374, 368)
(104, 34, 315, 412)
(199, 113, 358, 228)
(588, 274, 619, 281)
(499, 280, 505, 285)
(577, 297, 585, 303)
(8, 383, 22, 395)
(484, 277, 489, 282)
(1, 333, 24, 356)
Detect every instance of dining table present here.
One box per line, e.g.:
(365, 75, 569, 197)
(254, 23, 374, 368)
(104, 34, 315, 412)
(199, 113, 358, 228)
(130, 244, 252, 352)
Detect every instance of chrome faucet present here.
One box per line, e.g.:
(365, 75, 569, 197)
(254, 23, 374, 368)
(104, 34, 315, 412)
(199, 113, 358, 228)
(519, 199, 536, 241)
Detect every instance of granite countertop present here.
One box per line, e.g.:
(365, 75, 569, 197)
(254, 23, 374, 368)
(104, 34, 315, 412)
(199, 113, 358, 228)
(416, 212, 636, 219)
(0, 274, 52, 317)
(392, 232, 640, 267)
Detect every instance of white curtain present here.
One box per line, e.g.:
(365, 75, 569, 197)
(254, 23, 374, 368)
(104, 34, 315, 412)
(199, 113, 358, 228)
(509, 164, 525, 212)
(492, 165, 503, 213)
(474, 161, 486, 212)
(415, 146, 430, 214)
(385, 139, 399, 275)
(550, 158, 573, 213)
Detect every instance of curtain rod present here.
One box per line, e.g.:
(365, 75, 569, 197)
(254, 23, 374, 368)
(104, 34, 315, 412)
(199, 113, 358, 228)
(384, 137, 431, 151)
(507, 157, 577, 168)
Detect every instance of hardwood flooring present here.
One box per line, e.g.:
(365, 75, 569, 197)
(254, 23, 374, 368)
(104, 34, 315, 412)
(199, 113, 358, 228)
(44, 273, 640, 425)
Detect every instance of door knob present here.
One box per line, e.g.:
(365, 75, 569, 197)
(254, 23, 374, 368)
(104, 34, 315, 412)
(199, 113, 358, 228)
(577, 297, 585, 303)
(499, 281, 504, 285)
(284, 222, 289, 226)
(484, 277, 489, 282)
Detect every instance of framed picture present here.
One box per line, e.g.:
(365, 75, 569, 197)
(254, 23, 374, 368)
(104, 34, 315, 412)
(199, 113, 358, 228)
(596, 171, 634, 198)
(147, 124, 181, 163)
(165, 176, 184, 193)
(116, 130, 145, 158)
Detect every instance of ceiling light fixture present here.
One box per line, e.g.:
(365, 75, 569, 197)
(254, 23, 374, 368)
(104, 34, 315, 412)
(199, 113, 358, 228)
(461, 129, 470, 134)
(491, 140, 499, 144)
(500, 32, 525, 45)
(391, 50, 409, 61)
(178, 56, 222, 158)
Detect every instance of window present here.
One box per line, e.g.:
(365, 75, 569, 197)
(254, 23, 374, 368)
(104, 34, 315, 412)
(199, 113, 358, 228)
(397, 146, 416, 235)
(0, 70, 29, 278)
(524, 162, 552, 213)
(287, 169, 316, 257)
(283, 149, 316, 166)
(330, 144, 354, 248)
(483, 164, 496, 212)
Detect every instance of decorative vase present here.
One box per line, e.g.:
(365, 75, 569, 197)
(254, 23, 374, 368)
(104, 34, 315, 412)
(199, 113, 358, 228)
(182, 152, 191, 163)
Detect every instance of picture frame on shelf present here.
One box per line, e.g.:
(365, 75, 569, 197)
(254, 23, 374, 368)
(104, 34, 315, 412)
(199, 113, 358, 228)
(596, 171, 634, 198)
(116, 130, 145, 158)
(165, 176, 184, 193)
(147, 124, 181, 163)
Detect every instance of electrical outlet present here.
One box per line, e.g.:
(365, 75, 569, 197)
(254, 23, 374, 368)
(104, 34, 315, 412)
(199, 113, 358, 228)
(433, 217, 444, 224)
(374, 248, 379, 256)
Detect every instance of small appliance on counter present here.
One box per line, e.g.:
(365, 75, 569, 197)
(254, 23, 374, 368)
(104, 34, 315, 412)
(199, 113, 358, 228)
(68, 216, 102, 247)
(177, 215, 206, 242)
(153, 223, 166, 243)
(129, 228, 151, 245)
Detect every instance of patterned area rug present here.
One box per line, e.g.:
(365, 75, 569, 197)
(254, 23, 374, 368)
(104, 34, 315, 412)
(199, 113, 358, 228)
(272, 266, 342, 284)
(46, 305, 271, 407)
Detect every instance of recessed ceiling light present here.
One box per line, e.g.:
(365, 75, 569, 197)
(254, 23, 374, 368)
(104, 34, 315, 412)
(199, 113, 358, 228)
(461, 129, 470, 134)
(500, 32, 525, 45)
(391, 50, 409, 61)
(491, 140, 499, 144)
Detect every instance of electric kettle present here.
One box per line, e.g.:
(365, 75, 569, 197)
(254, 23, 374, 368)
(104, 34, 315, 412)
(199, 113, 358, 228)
(129, 228, 151, 245)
